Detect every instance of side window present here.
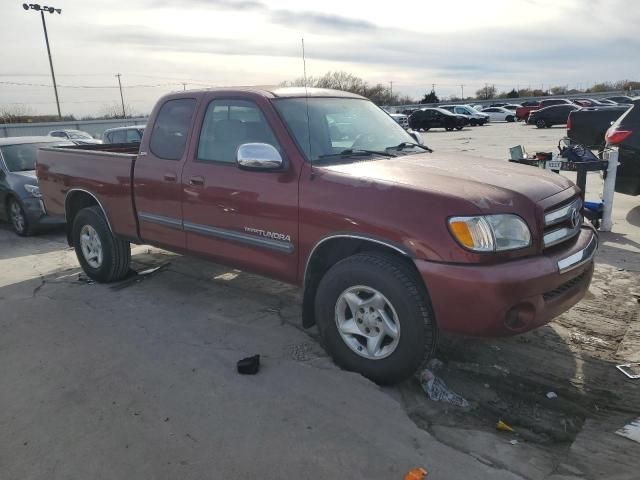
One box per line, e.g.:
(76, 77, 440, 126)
(150, 98, 196, 160)
(197, 99, 280, 163)
(455, 107, 465, 114)
(125, 129, 141, 143)
(50, 131, 63, 138)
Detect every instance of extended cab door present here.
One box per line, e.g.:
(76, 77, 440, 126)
(180, 95, 299, 283)
(134, 97, 198, 249)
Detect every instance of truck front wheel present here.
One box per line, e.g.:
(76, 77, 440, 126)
(72, 206, 131, 282)
(314, 252, 437, 384)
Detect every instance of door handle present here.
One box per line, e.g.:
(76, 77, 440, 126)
(189, 176, 205, 186)
(163, 173, 177, 182)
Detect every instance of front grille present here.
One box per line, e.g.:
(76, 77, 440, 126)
(542, 270, 589, 301)
(543, 196, 583, 248)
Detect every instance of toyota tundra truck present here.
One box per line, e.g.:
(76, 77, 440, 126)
(36, 87, 597, 384)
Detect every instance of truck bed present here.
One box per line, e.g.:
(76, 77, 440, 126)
(37, 144, 140, 239)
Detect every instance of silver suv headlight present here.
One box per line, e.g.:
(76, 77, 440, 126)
(24, 184, 42, 198)
(448, 214, 531, 252)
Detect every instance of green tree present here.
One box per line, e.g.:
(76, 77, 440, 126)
(420, 90, 439, 104)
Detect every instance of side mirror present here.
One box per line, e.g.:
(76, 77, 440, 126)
(236, 143, 283, 171)
(409, 131, 424, 145)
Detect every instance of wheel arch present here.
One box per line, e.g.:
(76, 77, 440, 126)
(64, 189, 111, 246)
(301, 235, 418, 328)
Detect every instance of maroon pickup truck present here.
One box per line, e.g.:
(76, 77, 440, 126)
(37, 87, 597, 383)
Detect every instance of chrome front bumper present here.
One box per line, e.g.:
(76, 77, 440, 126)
(557, 232, 598, 274)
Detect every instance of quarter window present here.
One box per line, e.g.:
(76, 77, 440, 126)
(149, 98, 196, 160)
(197, 99, 280, 163)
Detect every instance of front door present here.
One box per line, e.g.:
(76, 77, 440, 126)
(134, 97, 198, 250)
(181, 97, 299, 283)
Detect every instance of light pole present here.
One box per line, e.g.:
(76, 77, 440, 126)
(116, 73, 126, 118)
(23, 3, 62, 118)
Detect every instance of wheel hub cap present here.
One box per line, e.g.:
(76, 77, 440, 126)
(79, 225, 103, 268)
(335, 285, 401, 360)
(10, 202, 25, 232)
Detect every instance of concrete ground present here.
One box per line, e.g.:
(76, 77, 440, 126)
(1, 121, 638, 480)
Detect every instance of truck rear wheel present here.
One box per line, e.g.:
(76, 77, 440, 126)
(314, 252, 437, 384)
(72, 206, 131, 283)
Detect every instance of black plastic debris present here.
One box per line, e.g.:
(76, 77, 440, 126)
(237, 355, 260, 375)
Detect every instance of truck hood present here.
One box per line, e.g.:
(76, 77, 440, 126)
(318, 152, 573, 208)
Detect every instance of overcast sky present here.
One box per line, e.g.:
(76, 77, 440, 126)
(1, 0, 638, 117)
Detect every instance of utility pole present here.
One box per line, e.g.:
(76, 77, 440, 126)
(460, 84, 464, 99)
(182, 82, 187, 91)
(116, 73, 126, 118)
(389, 81, 393, 98)
(23, 3, 62, 118)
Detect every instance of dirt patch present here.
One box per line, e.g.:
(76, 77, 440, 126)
(398, 263, 640, 477)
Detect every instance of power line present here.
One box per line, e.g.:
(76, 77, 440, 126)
(0, 80, 180, 88)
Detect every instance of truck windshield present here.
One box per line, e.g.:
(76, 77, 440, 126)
(273, 97, 418, 162)
(1, 142, 58, 172)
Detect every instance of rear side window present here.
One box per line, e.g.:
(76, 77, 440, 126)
(197, 99, 280, 163)
(150, 98, 196, 160)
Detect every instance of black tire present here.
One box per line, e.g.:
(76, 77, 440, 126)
(455, 126, 463, 130)
(536, 119, 546, 129)
(7, 197, 31, 237)
(445, 127, 453, 131)
(314, 252, 437, 384)
(423, 126, 430, 132)
(470, 119, 477, 126)
(72, 206, 131, 282)
(506, 115, 515, 122)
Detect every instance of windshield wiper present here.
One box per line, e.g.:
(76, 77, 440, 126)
(318, 148, 396, 159)
(387, 142, 433, 153)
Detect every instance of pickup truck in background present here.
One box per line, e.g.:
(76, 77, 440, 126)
(516, 99, 574, 122)
(37, 87, 598, 383)
(567, 105, 630, 149)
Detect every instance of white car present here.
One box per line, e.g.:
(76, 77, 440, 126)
(390, 113, 409, 128)
(502, 104, 522, 111)
(480, 107, 517, 122)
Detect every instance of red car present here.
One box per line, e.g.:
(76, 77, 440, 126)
(36, 87, 597, 383)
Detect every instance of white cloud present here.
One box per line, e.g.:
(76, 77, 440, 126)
(0, 0, 637, 116)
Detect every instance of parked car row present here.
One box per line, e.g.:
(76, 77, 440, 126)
(515, 96, 634, 123)
(46, 126, 146, 144)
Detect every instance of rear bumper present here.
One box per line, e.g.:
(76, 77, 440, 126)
(415, 226, 597, 336)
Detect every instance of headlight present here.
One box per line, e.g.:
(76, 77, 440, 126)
(24, 184, 42, 198)
(449, 214, 531, 252)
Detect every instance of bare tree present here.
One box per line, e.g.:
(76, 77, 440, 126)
(0, 104, 36, 123)
(475, 85, 497, 100)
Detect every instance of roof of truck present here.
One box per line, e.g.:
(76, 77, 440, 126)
(177, 86, 366, 100)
